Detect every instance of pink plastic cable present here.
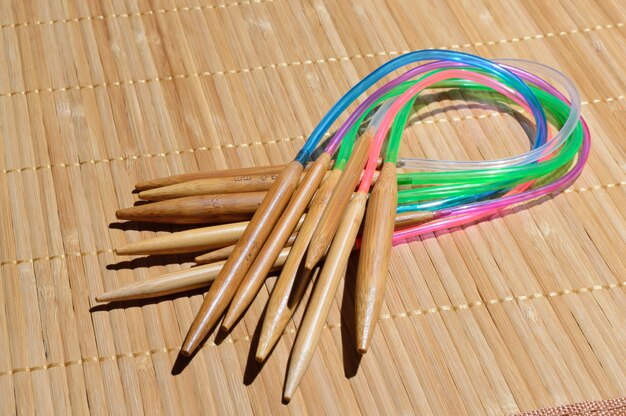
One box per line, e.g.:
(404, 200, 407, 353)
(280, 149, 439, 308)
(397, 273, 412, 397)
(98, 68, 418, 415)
(391, 103, 589, 243)
(392, 120, 558, 241)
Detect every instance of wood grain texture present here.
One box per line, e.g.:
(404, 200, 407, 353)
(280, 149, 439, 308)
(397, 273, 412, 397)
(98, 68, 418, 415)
(222, 152, 331, 330)
(306, 130, 375, 269)
(256, 167, 343, 361)
(115, 221, 251, 255)
(355, 162, 397, 353)
(138, 175, 277, 201)
(1, 0, 625, 414)
(135, 165, 286, 191)
(115, 192, 264, 224)
(195, 233, 297, 264)
(182, 160, 304, 355)
(97, 247, 290, 303)
(256, 190, 435, 361)
(284, 192, 369, 401)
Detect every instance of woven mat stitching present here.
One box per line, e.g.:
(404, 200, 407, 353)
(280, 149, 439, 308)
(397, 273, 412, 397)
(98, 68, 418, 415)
(0, 23, 622, 100)
(0, 94, 623, 175)
(0, 0, 274, 30)
(0, 280, 623, 378)
(0, 181, 623, 266)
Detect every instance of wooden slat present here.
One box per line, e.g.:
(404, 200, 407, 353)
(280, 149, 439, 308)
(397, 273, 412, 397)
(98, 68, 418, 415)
(0, 0, 624, 414)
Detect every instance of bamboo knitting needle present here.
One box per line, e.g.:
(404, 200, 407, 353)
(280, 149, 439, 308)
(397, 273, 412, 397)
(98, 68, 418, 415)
(138, 169, 338, 201)
(194, 233, 297, 264)
(355, 162, 397, 353)
(135, 165, 286, 191)
(181, 160, 305, 356)
(115, 221, 250, 255)
(283, 192, 368, 402)
(134, 157, 381, 191)
(138, 175, 278, 201)
(116, 216, 305, 256)
(255, 209, 432, 361)
(256, 265, 315, 362)
(256, 167, 342, 360)
(305, 130, 374, 270)
(96, 247, 291, 303)
(220, 153, 331, 331)
(116, 192, 264, 224)
(139, 168, 379, 203)
(394, 210, 435, 228)
(135, 157, 383, 193)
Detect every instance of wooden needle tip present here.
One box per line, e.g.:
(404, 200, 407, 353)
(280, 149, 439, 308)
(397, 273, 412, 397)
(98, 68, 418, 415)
(356, 323, 375, 354)
(303, 254, 319, 271)
(220, 305, 243, 332)
(94, 292, 120, 303)
(180, 336, 201, 357)
(219, 321, 233, 333)
(255, 343, 271, 362)
(283, 375, 301, 402)
(282, 389, 295, 403)
(180, 349, 192, 357)
(137, 190, 151, 200)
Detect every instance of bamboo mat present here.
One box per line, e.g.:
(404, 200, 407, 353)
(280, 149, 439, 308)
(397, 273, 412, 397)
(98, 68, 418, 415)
(0, 0, 624, 414)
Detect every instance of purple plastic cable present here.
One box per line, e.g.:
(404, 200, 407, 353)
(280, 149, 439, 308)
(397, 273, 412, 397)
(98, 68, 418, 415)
(326, 60, 577, 169)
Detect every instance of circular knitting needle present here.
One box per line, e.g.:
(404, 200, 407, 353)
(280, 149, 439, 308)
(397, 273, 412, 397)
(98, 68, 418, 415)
(393, 211, 435, 227)
(115, 192, 264, 224)
(116, 216, 305, 256)
(220, 153, 331, 331)
(255, 167, 342, 361)
(181, 159, 305, 356)
(135, 165, 286, 191)
(283, 192, 368, 402)
(96, 247, 290, 303)
(115, 221, 251, 255)
(255, 209, 431, 361)
(304, 130, 375, 270)
(355, 161, 397, 353)
(138, 175, 277, 201)
(138, 169, 334, 201)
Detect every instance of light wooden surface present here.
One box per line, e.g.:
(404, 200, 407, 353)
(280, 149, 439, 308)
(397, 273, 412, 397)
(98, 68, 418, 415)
(0, 0, 624, 414)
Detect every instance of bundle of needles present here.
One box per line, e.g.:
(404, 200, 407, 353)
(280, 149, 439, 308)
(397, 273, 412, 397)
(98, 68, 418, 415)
(99, 50, 589, 401)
